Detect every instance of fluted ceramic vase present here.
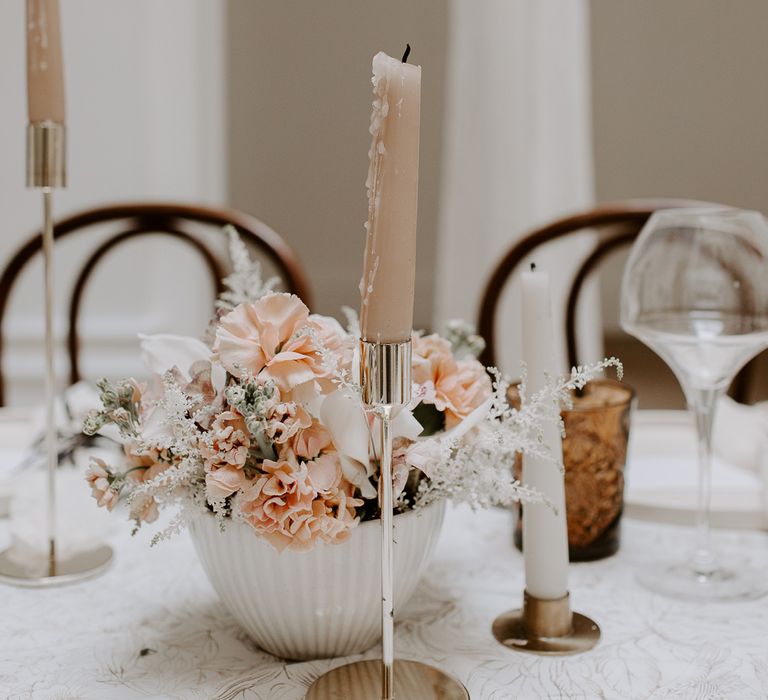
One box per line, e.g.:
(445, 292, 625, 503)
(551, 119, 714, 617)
(189, 499, 446, 660)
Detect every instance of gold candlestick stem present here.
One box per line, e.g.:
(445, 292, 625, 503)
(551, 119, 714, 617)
(0, 121, 113, 588)
(42, 187, 56, 577)
(306, 340, 468, 700)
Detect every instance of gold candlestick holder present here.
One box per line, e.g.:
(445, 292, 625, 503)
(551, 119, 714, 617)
(306, 340, 468, 700)
(0, 121, 113, 588)
(492, 591, 600, 655)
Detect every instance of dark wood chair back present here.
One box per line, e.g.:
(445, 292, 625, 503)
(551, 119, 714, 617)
(0, 202, 312, 406)
(476, 198, 756, 403)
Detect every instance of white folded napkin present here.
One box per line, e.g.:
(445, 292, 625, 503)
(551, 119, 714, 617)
(713, 396, 768, 475)
(0, 381, 110, 516)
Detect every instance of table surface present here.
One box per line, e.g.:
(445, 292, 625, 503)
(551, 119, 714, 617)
(2, 503, 768, 700)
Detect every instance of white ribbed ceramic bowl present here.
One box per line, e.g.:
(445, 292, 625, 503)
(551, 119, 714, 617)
(189, 499, 445, 660)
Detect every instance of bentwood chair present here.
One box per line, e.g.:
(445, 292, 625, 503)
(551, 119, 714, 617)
(477, 198, 759, 404)
(0, 202, 311, 406)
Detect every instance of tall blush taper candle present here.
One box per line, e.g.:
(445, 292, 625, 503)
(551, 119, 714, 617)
(359, 51, 421, 343)
(26, 0, 65, 124)
(521, 265, 569, 600)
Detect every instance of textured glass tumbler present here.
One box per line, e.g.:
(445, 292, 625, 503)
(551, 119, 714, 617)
(513, 379, 635, 561)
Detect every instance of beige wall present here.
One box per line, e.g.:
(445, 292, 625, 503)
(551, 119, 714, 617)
(591, 0, 768, 333)
(226, 1, 768, 337)
(226, 1, 447, 329)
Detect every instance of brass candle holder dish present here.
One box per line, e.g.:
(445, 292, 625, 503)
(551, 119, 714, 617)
(492, 591, 600, 655)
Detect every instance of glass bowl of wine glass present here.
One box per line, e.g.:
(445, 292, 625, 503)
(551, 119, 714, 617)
(621, 207, 768, 601)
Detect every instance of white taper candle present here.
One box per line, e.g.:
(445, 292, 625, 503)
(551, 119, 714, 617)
(521, 265, 570, 600)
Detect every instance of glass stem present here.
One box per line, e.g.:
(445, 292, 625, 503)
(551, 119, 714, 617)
(689, 386, 721, 577)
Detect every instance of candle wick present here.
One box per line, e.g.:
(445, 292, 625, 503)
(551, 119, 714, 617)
(530, 262, 537, 272)
(401, 44, 411, 63)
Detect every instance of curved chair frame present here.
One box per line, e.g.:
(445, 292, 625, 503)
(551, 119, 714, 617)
(476, 198, 756, 402)
(0, 202, 311, 405)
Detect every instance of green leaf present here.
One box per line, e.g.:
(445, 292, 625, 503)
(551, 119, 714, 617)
(412, 402, 446, 437)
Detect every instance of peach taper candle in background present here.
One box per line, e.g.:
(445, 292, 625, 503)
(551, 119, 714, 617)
(26, 0, 66, 124)
(359, 50, 421, 343)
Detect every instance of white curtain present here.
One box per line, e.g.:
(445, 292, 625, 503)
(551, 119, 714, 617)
(0, 1, 226, 404)
(435, 0, 601, 375)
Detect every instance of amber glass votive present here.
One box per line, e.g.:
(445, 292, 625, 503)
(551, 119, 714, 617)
(511, 379, 636, 561)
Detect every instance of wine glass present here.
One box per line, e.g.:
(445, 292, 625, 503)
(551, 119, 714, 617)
(621, 208, 768, 601)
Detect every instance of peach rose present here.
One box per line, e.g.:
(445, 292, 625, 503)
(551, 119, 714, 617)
(85, 458, 119, 511)
(412, 333, 492, 428)
(214, 293, 329, 399)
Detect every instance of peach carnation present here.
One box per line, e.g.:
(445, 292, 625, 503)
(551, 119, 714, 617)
(236, 453, 360, 552)
(306, 451, 343, 492)
(303, 483, 363, 546)
(236, 455, 316, 551)
(267, 402, 313, 445)
(201, 411, 250, 500)
(85, 458, 119, 511)
(214, 293, 329, 399)
(130, 493, 159, 524)
(123, 441, 172, 483)
(309, 314, 354, 380)
(291, 421, 334, 461)
(412, 333, 492, 428)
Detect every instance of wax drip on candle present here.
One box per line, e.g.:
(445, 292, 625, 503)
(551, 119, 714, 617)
(401, 43, 411, 63)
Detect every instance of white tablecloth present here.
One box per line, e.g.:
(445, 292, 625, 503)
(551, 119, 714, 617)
(2, 504, 768, 700)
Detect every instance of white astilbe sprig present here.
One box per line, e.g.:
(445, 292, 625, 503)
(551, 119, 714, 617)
(148, 499, 202, 547)
(415, 427, 548, 510)
(302, 325, 362, 401)
(217, 225, 279, 311)
(126, 454, 206, 545)
(415, 357, 623, 510)
(126, 372, 208, 544)
(131, 455, 201, 502)
(147, 371, 201, 454)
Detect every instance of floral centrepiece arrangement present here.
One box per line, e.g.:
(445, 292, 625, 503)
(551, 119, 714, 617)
(83, 229, 621, 552)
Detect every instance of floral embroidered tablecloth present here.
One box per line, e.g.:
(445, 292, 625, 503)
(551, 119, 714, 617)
(2, 504, 767, 699)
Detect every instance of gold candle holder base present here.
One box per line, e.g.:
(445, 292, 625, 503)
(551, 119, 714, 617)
(305, 659, 469, 699)
(492, 591, 600, 655)
(0, 544, 113, 588)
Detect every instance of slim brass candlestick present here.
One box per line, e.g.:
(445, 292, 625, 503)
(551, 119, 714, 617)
(0, 121, 112, 587)
(306, 340, 468, 700)
(492, 590, 600, 655)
